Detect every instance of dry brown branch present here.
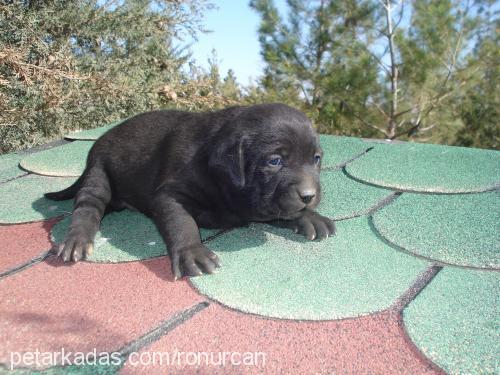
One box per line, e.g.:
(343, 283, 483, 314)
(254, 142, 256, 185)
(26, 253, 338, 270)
(0, 47, 90, 86)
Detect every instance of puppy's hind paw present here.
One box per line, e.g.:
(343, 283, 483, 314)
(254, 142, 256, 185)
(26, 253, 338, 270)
(56, 232, 94, 262)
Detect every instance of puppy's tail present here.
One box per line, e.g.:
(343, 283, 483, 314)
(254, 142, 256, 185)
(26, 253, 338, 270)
(44, 173, 85, 201)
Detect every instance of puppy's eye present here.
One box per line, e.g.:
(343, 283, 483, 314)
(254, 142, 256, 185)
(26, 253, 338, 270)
(267, 157, 282, 166)
(314, 155, 321, 164)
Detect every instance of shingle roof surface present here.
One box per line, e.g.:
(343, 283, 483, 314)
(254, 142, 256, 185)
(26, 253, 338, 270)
(0, 121, 498, 374)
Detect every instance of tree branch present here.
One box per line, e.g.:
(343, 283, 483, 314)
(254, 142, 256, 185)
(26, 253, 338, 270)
(395, 122, 436, 138)
(393, 0, 405, 31)
(419, 123, 437, 132)
(333, 96, 388, 137)
(367, 50, 391, 75)
(368, 100, 390, 119)
(384, 0, 399, 138)
(393, 106, 415, 119)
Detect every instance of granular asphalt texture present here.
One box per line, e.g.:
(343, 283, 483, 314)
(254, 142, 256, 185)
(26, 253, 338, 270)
(0, 175, 75, 223)
(64, 120, 125, 141)
(190, 218, 428, 320)
(0, 256, 204, 369)
(20, 141, 93, 177)
(0, 153, 25, 183)
(373, 191, 500, 269)
(318, 135, 371, 169)
(0, 219, 56, 275)
(318, 170, 392, 219)
(0, 123, 498, 373)
(0, 363, 120, 374)
(345, 141, 500, 193)
(403, 267, 499, 374)
(120, 303, 441, 374)
(51, 211, 218, 263)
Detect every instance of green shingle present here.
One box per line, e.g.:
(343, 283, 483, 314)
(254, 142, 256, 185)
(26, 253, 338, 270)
(64, 120, 124, 140)
(373, 191, 499, 269)
(319, 135, 371, 169)
(51, 210, 218, 263)
(345, 142, 500, 193)
(0, 175, 75, 223)
(0, 152, 25, 183)
(191, 217, 429, 320)
(20, 142, 93, 177)
(0, 363, 121, 374)
(318, 170, 392, 219)
(404, 268, 499, 374)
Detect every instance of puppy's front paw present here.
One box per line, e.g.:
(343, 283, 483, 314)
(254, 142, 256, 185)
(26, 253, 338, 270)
(291, 211, 336, 240)
(56, 230, 94, 262)
(172, 244, 221, 280)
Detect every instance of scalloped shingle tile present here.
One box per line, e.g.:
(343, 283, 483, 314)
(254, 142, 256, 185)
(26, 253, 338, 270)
(345, 142, 500, 193)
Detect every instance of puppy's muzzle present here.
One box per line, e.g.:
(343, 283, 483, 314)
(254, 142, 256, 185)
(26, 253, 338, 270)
(296, 174, 319, 207)
(298, 189, 316, 204)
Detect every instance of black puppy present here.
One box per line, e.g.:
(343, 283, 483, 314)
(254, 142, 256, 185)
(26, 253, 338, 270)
(46, 103, 335, 279)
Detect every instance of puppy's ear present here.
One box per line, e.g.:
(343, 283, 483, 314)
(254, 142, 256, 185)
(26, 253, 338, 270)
(209, 135, 247, 189)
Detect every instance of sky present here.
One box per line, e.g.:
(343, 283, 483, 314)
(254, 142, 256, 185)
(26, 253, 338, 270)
(186, 0, 500, 86)
(187, 0, 288, 86)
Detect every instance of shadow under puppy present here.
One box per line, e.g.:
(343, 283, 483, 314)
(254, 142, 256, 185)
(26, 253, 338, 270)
(46, 103, 335, 279)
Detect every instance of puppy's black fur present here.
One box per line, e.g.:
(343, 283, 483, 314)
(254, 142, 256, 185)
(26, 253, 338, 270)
(46, 103, 335, 278)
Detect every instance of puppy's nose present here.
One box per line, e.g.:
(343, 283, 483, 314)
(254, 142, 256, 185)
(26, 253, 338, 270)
(299, 190, 316, 204)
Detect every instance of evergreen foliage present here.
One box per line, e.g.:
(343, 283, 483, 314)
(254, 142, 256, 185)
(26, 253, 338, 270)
(0, 0, 216, 153)
(250, 0, 499, 149)
(1, 0, 497, 152)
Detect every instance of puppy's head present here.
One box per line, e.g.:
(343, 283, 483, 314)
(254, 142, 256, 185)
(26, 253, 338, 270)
(209, 103, 323, 221)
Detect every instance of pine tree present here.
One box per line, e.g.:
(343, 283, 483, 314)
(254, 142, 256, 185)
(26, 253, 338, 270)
(250, 0, 496, 146)
(0, 0, 212, 153)
(454, 2, 499, 149)
(221, 69, 241, 100)
(249, 0, 380, 135)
